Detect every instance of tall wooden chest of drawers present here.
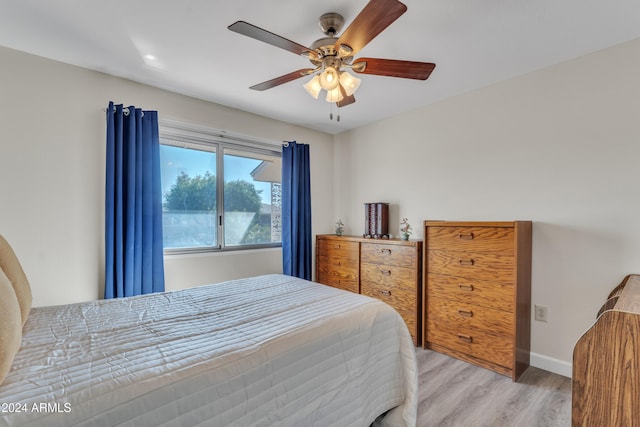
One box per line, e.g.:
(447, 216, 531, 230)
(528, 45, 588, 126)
(316, 235, 422, 346)
(423, 221, 532, 381)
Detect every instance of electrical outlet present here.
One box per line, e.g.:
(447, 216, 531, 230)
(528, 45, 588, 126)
(534, 304, 548, 322)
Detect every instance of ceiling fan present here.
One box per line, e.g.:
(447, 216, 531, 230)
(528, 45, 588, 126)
(228, 0, 436, 109)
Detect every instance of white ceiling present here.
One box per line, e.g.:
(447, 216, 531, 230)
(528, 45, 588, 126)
(1, 0, 639, 135)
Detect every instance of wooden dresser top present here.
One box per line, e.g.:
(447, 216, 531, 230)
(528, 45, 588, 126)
(616, 274, 640, 313)
(316, 234, 422, 247)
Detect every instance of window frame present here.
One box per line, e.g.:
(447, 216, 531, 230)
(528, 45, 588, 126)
(159, 119, 283, 255)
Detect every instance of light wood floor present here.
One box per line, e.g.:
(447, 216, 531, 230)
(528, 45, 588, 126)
(416, 348, 572, 427)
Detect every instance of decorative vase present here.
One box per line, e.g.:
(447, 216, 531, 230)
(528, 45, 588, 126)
(401, 233, 410, 241)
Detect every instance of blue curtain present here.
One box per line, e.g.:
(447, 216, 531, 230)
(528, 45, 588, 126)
(105, 102, 165, 298)
(281, 141, 312, 280)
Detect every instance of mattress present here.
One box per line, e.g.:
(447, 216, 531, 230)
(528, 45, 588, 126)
(0, 274, 417, 426)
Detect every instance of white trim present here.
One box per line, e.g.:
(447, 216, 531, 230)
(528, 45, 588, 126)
(159, 117, 282, 151)
(164, 246, 281, 259)
(530, 352, 572, 378)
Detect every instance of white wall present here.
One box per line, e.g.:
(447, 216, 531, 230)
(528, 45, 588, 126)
(3, 37, 639, 377)
(333, 38, 640, 375)
(0, 46, 334, 306)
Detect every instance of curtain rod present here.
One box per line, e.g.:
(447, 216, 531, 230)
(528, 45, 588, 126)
(103, 107, 144, 117)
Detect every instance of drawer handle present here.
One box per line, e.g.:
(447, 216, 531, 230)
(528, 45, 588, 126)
(380, 269, 392, 276)
(458, 309, 473, 317)
(459, 233, 474, 240)
(334, 244, 341, 249)
(380, 248, 392, 254)
(458, 334, 473, 343)
(458, 284, 474, 292)
(458, 259, 475, 266)
(379, 290, 391, 297)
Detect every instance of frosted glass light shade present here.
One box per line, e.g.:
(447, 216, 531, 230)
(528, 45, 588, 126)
(339, 71, 361, 96)
(303, 75, 322, 99)
(325, 86, 344, 103)
(319, 66, 340, 90)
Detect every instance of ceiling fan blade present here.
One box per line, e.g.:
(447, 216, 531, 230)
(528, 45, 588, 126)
(249, 68, 315, 91)
(229, 21, 314, 57)
(334, 0, 407, 56)
(337, 84, 356, 107)
(352, 58, 436, 80)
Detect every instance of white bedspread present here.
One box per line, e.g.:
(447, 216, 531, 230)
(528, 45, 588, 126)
(0, 274, 417, 427)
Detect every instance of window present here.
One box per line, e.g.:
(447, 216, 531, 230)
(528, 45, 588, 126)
(159, 120, 281, 252)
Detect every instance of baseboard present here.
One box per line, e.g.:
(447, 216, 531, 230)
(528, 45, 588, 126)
(530, 352, 572, 378)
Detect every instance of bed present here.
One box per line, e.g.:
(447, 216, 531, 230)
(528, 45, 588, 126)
(0, 243, 417, 427)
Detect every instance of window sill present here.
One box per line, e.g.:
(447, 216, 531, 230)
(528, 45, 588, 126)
(164, 244, 282, 258)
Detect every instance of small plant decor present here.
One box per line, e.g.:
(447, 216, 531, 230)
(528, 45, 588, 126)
(400, 218, 413, 240)
(335, 219, 344, 236)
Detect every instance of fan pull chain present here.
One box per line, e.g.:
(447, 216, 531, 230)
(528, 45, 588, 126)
(328, 104, 340, 122)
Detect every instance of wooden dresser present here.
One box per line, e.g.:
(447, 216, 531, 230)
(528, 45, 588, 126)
(423, 221, 532, 381)
(572, 274, 640, 426)
(316, 235, 422, 346)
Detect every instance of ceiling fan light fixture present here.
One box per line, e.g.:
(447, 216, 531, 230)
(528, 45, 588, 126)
(339, 71, 361, 96)
(325, 86, 344, 103)
(303, 75, 322, 99)
(319, 66, 340, 91)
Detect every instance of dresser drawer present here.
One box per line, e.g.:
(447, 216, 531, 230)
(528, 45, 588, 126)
(361, 267, 416, 306)
(427, 298, 513, 336)
(316, 254, 358, 272)
(361, 262, 416, 291)
(316, 260, 358, 280)
(316, 260, 359, 293)
(317, 239, 359, 259)
(426, 324, 513, 369)
(317, 274, 359, 293)
(427, 250, 514, 282)
(427, 226, 514, 252)
(361, 277, 417, 342)
(361, 243, 417, 268)
(427, 273, 514, 312)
